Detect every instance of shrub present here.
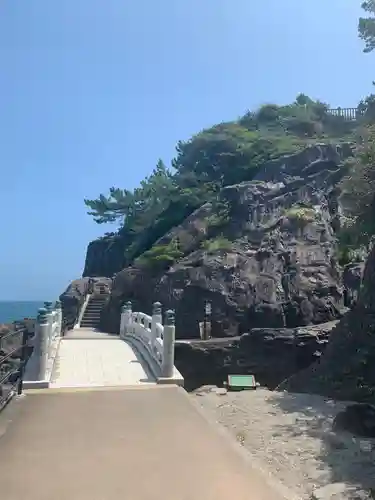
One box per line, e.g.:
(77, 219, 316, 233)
(136, 241, 183, 271)
(201, 236, 233, 253)
(284, 206, 317, 223)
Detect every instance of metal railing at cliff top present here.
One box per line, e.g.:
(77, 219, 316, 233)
(327, 107, 363, 121)
(0, 301, 63, 407)
(0, 323, 30, 409)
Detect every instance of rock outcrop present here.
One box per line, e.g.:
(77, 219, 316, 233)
(175, 321, 336, 391)
(83, 233, 127, 278)
(102, 143, 354, 338)
(283, 242, 375, 403)
(342, 262, 364, 307)
(59, 277, 112, 330)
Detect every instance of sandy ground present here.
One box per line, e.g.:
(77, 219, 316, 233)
(192, 387, 375, 499)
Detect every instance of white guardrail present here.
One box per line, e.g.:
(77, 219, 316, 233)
(120, 301, 183, 385)
(23, 301, 63, 389)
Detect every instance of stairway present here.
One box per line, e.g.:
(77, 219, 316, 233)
(80, 294, 108, 329)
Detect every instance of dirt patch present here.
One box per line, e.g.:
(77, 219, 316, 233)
(192, 387, 375, 499)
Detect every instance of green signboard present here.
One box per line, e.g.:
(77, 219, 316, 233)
(227, 374, 256, 391)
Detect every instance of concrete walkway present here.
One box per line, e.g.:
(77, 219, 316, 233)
(51, 328, 155, 388)
(0, 385, 289, 500)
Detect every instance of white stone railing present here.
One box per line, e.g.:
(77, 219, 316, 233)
(23, 301, 63, 388)
(50, 306, 62, 345)
(75, 293, 92, 329)
(120, 301, 182, 384)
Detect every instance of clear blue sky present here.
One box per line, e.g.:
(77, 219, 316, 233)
(0, 1, 373, 300)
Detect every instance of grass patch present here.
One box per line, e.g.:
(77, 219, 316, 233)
(136, 240, 183, 271)
(284, 206, 317, 223)
(201, 236, 233, 253)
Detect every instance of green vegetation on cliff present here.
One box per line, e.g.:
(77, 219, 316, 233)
(338, 124, 375, 256)
(359, 0, 375, 52)
(84, 95, 373, 270)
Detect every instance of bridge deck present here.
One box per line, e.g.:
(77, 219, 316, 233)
(0, 385, 288, 500)
(51, 328, 155, 388)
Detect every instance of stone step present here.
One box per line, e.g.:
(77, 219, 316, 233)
(84, 307, 103, 312)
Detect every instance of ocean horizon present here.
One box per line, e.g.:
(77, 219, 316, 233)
(0, 301, 45, 324)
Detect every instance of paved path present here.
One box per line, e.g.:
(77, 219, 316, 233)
(51, 328, 155, 388)
(0, 385, 290, 500)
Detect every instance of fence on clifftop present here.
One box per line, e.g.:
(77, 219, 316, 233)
(327, 107, 362, 121)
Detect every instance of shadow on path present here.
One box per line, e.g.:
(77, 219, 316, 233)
(124, 339, 156, 384)
(268, 390, 375, 493)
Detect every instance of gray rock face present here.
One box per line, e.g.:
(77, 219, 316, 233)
(253, 142, 352, 184)
(284, 241, 375, 403)
(83, 234, 126, 278)
(174, 321, 336, 391)
(343, 262, 365, 307)
(102, 143, 353, 340)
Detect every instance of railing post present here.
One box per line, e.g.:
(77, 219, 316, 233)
(162, 309, 175, 378)
(55, 300, 62, 337)
(17, 326, 30, 395)
(151, 301, 162, 344)
(35, 308, 49, 381)
(44, 301, 53, 348)
(120, 301, 132, 338)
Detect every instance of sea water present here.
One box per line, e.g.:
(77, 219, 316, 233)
(0, 301, 44, 324)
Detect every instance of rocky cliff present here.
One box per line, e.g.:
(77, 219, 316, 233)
(283, 239, 375, 403)
(98, 143, 355, 338)
(83, 233, 127, 278)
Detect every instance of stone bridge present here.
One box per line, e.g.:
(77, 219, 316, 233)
(0, 294, 291, 500)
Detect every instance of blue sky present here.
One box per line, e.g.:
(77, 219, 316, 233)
(0, 1, 373, 300)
